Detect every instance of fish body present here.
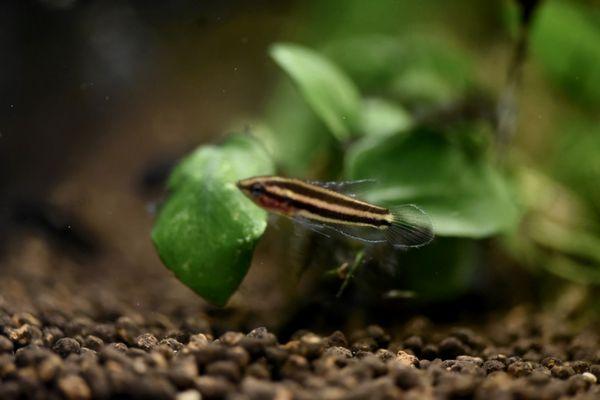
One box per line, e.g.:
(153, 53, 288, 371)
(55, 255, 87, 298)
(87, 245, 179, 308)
(237, 176, 433, 248)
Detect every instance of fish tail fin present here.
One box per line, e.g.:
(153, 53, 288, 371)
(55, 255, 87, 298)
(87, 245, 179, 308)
(386, 204, 434, 248)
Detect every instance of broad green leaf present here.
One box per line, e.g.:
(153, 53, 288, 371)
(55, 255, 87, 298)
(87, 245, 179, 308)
(531, 0, 600, 106)
(322, 35, 409, 90)
(324, 35, 474, 105)
(388, 37, 474, 107)
(257, 81, 336, 177)
(360, 98, 413, 138)
(391, 69, 459, 107)
(152, 135, 274, 306)
(270, 43, 361, 140)
(345, 127, 519, 238)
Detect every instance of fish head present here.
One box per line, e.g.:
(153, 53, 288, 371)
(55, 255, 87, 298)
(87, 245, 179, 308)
(236, 177, 266, 202)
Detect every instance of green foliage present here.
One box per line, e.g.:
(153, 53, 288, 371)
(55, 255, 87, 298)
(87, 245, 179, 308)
(388, 38, 474, 107)
(270, 43, 361, 140)
(324, 35, 474, 106)
(154, 0, 600, 305)
(261, 36, 469, 175)
(346, 125, 518, 238)
(506, 168, 600, 286)
(154, 37, 517, 304)
(257, 82, 335, 177)
(151, 135, 274, 306)
(533, 220, 600, 285)
(360, 98, 413, 138)
(552, 120, 600, 214)
(305, 0, 417, 41)
(322, 36, 409, 91)
(531, 0, 600, 107)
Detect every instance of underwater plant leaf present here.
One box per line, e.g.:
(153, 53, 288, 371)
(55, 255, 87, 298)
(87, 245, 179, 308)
(531, 1, 600, 107)
(360, 97, 413, 138)
(345, 126, 519, 238)
(270, 43, 361, 141)
(256, 81, 336, 177)
(322, 35, 410, 91)
(152, 135, 274, 306)
(323, 35, 474, 106)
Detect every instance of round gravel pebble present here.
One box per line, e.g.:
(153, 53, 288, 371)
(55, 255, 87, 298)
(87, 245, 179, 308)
(58, 374, 91, 400)
(53, 337, 81, 357)
(135, 333, 159, 351)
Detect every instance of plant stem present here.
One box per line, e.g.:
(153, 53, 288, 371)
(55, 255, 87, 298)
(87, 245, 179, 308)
(336, 249, 365, 297)
(496, 0, 541, 156)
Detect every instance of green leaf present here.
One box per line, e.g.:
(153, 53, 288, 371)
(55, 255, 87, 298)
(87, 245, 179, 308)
(270, 43, 361, 140)
(257, 81, 336, 177)
(345, 126, 519, 238)
(388, 37, 474, 107)
(531, 0, 600, 106)
(322, 35, 409, 91)
(324, 35, 474, 106)
(360, 98, 413, 138)
(151, 135, 274, 306)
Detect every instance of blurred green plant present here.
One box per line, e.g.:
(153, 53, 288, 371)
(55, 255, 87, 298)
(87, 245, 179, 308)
(153, 0, 600, 306)
(270, 43, 361, 141)
(345, 125, 518, 238)
(530, 0, 600, 108)
(154, 39, 515, 304)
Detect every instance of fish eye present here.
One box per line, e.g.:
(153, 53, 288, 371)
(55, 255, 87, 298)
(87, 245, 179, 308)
(250, 184, 264, 196)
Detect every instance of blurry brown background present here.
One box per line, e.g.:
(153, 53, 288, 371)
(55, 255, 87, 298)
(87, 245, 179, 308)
(0, 0, 303, 328)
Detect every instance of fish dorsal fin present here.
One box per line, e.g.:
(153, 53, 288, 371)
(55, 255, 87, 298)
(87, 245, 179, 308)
(307, 179, 376, 197)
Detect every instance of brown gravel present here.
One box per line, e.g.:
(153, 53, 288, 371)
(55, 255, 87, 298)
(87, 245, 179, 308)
(1, 300, 600, 400)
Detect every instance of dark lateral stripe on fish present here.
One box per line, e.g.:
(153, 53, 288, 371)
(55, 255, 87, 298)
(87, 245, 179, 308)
(264, 178, 388, 215)
(262, 188, 391, 227)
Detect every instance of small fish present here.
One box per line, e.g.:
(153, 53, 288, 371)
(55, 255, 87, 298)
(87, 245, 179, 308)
(236, 176, 434, 248)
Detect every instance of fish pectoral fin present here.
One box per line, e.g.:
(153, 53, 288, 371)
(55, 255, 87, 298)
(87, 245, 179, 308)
(307, 179, 377, 196)
(294, 217, 387, 243)
(327, 224, 387, 244)
(293, 217, 332, 238)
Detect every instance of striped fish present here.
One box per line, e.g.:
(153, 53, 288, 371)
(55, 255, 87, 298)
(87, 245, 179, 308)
(236, 176, 434, 248)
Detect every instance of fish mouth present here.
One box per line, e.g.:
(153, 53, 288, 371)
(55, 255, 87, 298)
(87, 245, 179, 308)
(236, 179, 249, 190)
(236, 179, 252, 195)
